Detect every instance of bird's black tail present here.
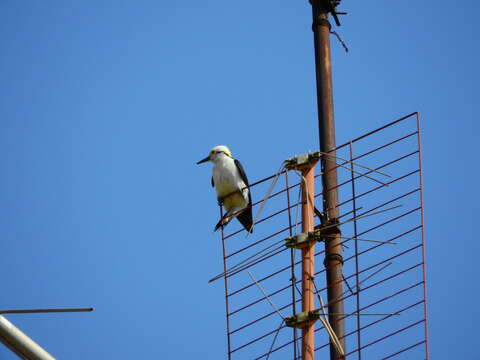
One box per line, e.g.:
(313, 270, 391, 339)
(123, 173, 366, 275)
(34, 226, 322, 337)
(237, 207, 253, 233)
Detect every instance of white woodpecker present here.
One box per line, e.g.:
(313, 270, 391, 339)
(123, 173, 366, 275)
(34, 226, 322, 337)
(197, 145, 253, 233)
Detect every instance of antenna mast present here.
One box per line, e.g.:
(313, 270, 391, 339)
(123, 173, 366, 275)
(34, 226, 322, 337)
(309, 1, 346, 359)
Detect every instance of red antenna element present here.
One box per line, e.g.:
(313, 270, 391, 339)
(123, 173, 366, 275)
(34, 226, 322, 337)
(300, 165, 316, 360)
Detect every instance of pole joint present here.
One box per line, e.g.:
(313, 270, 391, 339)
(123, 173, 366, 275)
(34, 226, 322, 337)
(323, 253, 344, 267)
(312, 17, 331, 32)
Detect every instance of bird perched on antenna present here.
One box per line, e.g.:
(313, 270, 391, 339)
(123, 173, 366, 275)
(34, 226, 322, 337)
(197, 145, 253, 233)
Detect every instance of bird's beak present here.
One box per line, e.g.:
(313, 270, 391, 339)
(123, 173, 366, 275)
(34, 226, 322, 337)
(196, 155, 210, 165)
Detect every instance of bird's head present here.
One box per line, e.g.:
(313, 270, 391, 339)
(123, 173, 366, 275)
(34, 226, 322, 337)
(196, 145, 233, 165)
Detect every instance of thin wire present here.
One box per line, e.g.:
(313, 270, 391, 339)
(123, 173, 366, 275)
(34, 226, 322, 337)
(330, 30, 349, 52)
(285, 170, 299, 359)
(218, 239, 284, 275)
(350, 140, 362, 360)
(209, 243, 285, 283)
(248, 271, 285, 320)
(320, 152, 391, 177)
(295, 172, 314, 230)
(320, 204, 404, 234)
(342, 263, 392, 301)
(339, 236, 397, 245)
(294, 182, 302, 234)
(332, 160, 388, 186)
(326, 312, 400, 316)
(265, 320, 284, 360)
(249, 162, 285, 236)
(295, 282, 302, 296)
(295, 172, 308, 229)
(319, 262, 393, 309)
(224, 245, 286, 278)
(354, 262, 393, 291)
(311, 277, 345, 355)
(352, 237, 394, 245)
(337, 206, 363, 221)
(342, 273, 355, 295)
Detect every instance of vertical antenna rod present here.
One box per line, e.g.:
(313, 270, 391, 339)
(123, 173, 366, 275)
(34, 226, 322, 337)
(301, 166, 315, 360)
(309, 1, 346, 359)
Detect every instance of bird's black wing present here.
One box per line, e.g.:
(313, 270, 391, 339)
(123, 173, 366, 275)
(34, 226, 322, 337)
(234, 159, 249, 188)
(211, 177, 214, 187)
(235, 159, 253, 233)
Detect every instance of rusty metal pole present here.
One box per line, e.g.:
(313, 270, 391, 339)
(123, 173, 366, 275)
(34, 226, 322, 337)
(309, 1, 346, 359)
(301, 165, 315, 360)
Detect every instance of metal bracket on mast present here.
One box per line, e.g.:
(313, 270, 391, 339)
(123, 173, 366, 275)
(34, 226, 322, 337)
(315, 217, 341, 237)
(310, 0, 345, 27)
(285, 309, 321, 329)
(285, 231, 321, 249)
(285, 217, 341, 249)
(284, 152, 320, 171)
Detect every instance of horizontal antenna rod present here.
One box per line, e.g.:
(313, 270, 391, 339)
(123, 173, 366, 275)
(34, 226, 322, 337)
(0, 307, 93, 315)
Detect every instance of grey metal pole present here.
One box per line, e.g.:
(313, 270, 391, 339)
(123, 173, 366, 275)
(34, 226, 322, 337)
(0, 315, 56, 360)
(309, 1, 346, 359)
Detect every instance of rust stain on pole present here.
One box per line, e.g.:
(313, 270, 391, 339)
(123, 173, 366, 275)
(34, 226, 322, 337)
(310, 1, 346, 359)
(301, 166, 315, 360)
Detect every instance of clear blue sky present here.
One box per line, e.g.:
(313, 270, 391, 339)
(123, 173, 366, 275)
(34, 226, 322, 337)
(0, 1, 478, 359)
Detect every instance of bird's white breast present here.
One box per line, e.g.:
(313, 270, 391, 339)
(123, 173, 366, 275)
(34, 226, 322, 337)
(213, 157, 248, 211)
